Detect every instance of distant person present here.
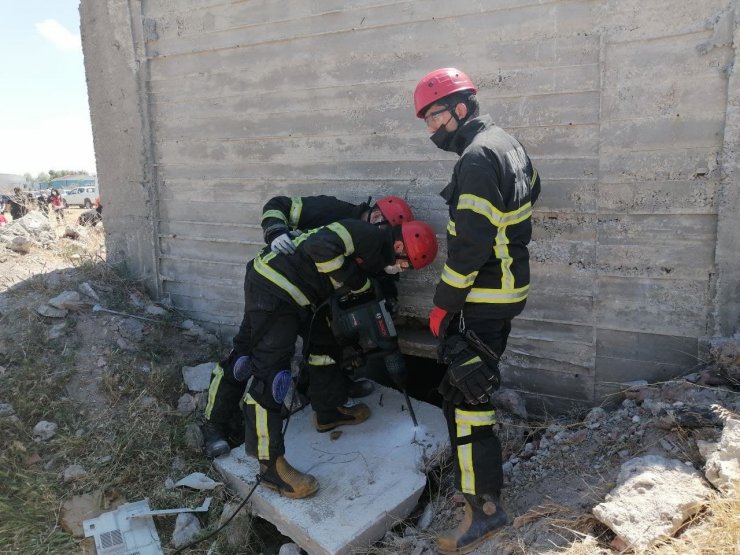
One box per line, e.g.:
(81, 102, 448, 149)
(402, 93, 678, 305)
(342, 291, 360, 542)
(48, 189, 65, 223)
(8, 188, 28, 220)
(78, 197, 103, 227)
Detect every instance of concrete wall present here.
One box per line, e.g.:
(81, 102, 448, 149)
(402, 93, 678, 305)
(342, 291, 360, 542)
(80, 0, 740, 412)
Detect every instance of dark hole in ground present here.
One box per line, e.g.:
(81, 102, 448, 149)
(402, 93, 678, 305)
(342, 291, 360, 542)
(354, 353, 447, 407)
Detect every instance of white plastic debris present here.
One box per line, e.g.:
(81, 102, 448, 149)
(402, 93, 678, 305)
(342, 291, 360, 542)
(173, 472, 223, 491)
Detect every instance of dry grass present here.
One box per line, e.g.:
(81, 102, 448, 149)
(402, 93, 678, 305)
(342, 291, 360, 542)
(0, 235, 260, 554)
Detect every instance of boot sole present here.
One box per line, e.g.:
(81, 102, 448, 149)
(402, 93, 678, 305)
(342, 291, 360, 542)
(260, 478, 319, 499)
(437, 527, 504, 555)
(313, 413, 370, 433)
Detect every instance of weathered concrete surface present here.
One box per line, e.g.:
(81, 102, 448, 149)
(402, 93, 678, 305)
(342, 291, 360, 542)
(592, 455, 712, 551)
(213, 385, 448, 555)
(80, 0, 740, 411)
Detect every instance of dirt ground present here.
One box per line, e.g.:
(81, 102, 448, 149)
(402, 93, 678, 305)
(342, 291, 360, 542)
(1, 212, 739, 555)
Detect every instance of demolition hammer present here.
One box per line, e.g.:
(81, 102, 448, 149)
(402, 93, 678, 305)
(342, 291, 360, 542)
(330, 282, 418, 427)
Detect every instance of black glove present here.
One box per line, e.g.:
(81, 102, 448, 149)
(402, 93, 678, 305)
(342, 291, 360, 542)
(438, 373, 465, 405)
(438, 333, 500, 405)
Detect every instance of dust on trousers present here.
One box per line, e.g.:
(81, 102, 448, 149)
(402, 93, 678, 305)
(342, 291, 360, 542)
(242, 276, 346, 461)
(442, 308, 512, 498)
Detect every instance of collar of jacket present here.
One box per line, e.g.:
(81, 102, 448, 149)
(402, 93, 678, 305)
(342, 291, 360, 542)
(439, 114, 495, 204)
(450, 114, 493, 155)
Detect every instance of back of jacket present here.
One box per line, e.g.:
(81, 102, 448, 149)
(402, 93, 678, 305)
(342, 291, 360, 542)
(434, 115, 541, 319)
(253, 219, 396, 307)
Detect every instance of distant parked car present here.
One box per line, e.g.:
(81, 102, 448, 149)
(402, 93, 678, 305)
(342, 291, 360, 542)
(62, 186, 99, 208)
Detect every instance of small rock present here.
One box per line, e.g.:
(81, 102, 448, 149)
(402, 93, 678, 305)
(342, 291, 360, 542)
(417, 502, 434, 530)
(118, 318, 145, 342)
(184, 423, 204, 451)
(145, 305, 167, 316)
(63, 464, 88, 482)
(171, 456, 186, 471)
(139, 396, 157, 408)
(177, 394, 196, 415)
(585, 407, 607, 423)
(129, 291, 148, 308)
(182, 362, 215, 392)
(171, 513, 201, 548)
(116, 337, 136, 351)
(78, 282, 100, 301)
(37, 304, 68, 318)
(491, 388, 528, 419)
(33, 420, 58, 441)
(10, 236, 32, 254)
(48, 323, 66, 340)
(48, 291, 81, 310)
(0, 365, 6, 376)
(0, 403, 15, 417)
(278, 543, 302, 555)
(181, 319, 195, 330)
(63, 227, 80, 240)
(96, 357, 107, 368)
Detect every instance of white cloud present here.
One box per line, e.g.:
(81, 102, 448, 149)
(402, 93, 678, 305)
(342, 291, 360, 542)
(36, 19, 81, 51)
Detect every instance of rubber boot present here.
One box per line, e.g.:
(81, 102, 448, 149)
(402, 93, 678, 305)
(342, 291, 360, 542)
(259, 456, 319, 499)
(202, 420, 230, 458)
(314, 403, 371, 432)
(437, 493, 508, 555)
(346, 377, 375, 398)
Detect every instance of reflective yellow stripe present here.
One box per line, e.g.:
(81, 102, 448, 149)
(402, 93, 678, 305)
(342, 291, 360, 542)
(330, 276, 342, 289)
(292, 227, 320, 248)
(466, 284, 529, 303)
(254, 257, 311, 306)
(289, 197, 303, 227)
(441, 264, 478, 289)
(308, 354, 336, 366)
(245, 394, 270, 459)
(455, 408, 497, 494)
(327, 222, 354, 255)
(351, 279, 371, 294)
(261, 209, 288, 224)
(461, 356, 482, 366)
(530, 168, 538, 187)
(315, 255, 345, 273)
(494, 226, 515, 290)
(456, 418, 475, 493)
(457, 194, 532, 227)
(204, 363, 223, 419)
(456, 408, 496, 426)
(447, 220, 457, 236)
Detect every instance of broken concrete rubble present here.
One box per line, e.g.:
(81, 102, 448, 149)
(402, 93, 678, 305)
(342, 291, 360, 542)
(214, 385, 448, 555)
(700, 417, 740, 495)
(592, 455, 711, 551)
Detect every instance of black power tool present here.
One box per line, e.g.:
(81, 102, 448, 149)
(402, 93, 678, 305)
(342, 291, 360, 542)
(330, 282, 418, 426)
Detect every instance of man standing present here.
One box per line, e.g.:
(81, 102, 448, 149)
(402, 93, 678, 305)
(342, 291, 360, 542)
(240, 218, 437, 498)
(414, 67, 540, 554)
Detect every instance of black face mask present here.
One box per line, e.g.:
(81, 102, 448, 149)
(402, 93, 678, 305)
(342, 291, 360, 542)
(430, 121, 457, 152)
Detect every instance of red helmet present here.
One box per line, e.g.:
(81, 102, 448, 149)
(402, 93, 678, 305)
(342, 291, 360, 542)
(413, 68, 477, 118)
(401, 221, 438, 270)
(376, 196, 414, 226)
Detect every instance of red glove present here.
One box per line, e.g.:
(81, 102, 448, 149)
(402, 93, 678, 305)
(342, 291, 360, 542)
(429, 307, 450, 338)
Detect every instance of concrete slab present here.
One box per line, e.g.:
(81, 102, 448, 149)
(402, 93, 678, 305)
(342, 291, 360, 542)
(213, 385, 448, 555)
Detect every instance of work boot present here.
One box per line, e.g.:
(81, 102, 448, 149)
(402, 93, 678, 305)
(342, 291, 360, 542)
(202, 421, 230, 458)
(259, 456, 319, 499)
(314, 403, 371, 432)
(346, 377, 375, 398)
(437, 493, 508, 555)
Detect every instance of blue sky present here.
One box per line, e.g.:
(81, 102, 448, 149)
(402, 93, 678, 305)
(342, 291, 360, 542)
(0, 1, 95, 177)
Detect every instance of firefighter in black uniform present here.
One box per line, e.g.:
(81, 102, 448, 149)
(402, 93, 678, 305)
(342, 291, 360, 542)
(203, 195, 414, 457)
(414, 68, 541, 554)
(240, 218, 437, 498)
